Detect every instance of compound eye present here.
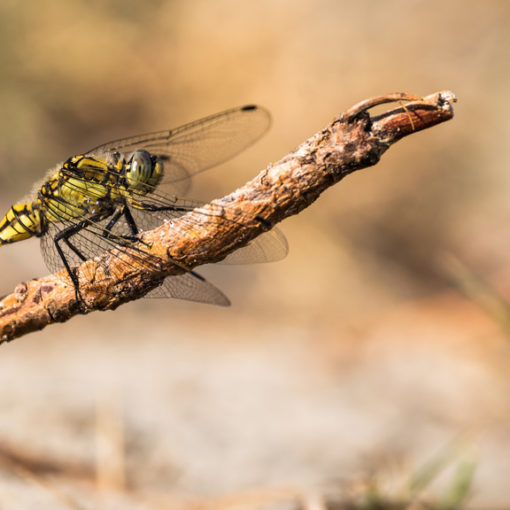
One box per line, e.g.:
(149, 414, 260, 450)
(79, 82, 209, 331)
(128, 151, 153, 186)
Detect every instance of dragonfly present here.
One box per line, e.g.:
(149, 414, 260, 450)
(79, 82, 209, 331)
(0, 105, 288, 306)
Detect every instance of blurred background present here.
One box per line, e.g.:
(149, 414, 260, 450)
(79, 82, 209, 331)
(0, 0, 509, 508)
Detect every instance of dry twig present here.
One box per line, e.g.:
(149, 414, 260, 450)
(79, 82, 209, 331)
(0, 91, 456, 343)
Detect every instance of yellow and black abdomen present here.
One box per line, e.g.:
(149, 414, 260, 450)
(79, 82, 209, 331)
(0, 202, 42, 245)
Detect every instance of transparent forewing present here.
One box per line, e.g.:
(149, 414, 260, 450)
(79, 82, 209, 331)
(85, 105, 271, 196)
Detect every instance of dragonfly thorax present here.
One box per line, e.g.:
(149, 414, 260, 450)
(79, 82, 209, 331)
(125, 150, 163, 193)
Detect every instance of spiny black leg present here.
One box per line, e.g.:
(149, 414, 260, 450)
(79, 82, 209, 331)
(122, 206, 140, 236)
(63, 237, 88, 262)
(103, 209, 124, 237)
(102, 206, 140, 244)
(54, 221, 92, 311)
(136, 202, 192, 213)
(120, 206, 153, 249)
(103, 208, 136, 242)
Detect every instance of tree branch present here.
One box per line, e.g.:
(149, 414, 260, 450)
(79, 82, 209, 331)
(0, 91, 456, 344)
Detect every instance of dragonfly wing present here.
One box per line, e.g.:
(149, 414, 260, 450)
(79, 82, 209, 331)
(40, 206, 231, 306)
(85, 105, 271, 196)
(146, 271, 230, 306)
(219, 227, 288, 265)
(123, 192, 289, 264)
(127, 197, 198, 233)
(39, 210, 157, 276)
(123, 190, 289, 265)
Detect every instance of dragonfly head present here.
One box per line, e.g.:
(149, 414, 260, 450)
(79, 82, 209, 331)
(126, 150, 163, 192)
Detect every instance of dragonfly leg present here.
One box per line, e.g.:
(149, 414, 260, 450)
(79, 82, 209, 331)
(101, 206, 140, 244)
(62, 235, 88, 262)
(122, 206, 141, 236)
(54, 220, 93, 311)
(254, 215, 273, 228)
(103, 208, 124, 236)
(110, 205, 155, 249)
(135, 202, 191, 214)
